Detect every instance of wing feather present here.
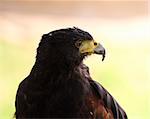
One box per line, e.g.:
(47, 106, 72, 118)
(89, 79, 127, 119)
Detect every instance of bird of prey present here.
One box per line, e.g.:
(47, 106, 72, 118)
(15, 27, 127, 119)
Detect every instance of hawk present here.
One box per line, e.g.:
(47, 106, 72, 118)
(15, 27, 127, 119)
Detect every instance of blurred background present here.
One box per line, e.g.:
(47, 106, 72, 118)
(0, 0, 149, 118)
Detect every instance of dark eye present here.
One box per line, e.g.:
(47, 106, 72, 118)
(75, 40, 82, 48)
(94, 42, 97, 46)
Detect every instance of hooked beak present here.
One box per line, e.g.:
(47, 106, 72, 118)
(79, 40, 106, 61)
(94, 43, 106, 61)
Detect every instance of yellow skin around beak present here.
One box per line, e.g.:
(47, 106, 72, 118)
(78, 40, 106, 61)
(79, 40, 98, 54)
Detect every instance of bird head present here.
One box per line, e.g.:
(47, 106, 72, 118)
(36, 27, 105, 67)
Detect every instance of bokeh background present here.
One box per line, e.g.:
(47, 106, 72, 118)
(0, 0, 149, 118)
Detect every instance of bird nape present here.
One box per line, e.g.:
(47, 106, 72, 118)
(15, 27, 127, 119)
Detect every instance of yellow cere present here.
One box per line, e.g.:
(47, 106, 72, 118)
(79, 40, 97, 54)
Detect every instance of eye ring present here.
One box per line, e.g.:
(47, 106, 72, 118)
(75, 40, 82, 48)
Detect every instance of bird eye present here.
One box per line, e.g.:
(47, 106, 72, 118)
(75, 40, 82, 48)
(94, 42, 97, 46)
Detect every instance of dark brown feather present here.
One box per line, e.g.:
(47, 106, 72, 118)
(15, 28, 127, 119)
(79, 63, 127, 119)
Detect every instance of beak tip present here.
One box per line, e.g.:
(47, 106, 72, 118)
(102, 55, 105, 61)
(102, 49, 106, 61)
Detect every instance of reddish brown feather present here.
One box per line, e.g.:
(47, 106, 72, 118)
(87, 95, 114, 119)
(79, 63, 127, 119)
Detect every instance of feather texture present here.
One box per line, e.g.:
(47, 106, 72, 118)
(15, 27, 127, 119)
